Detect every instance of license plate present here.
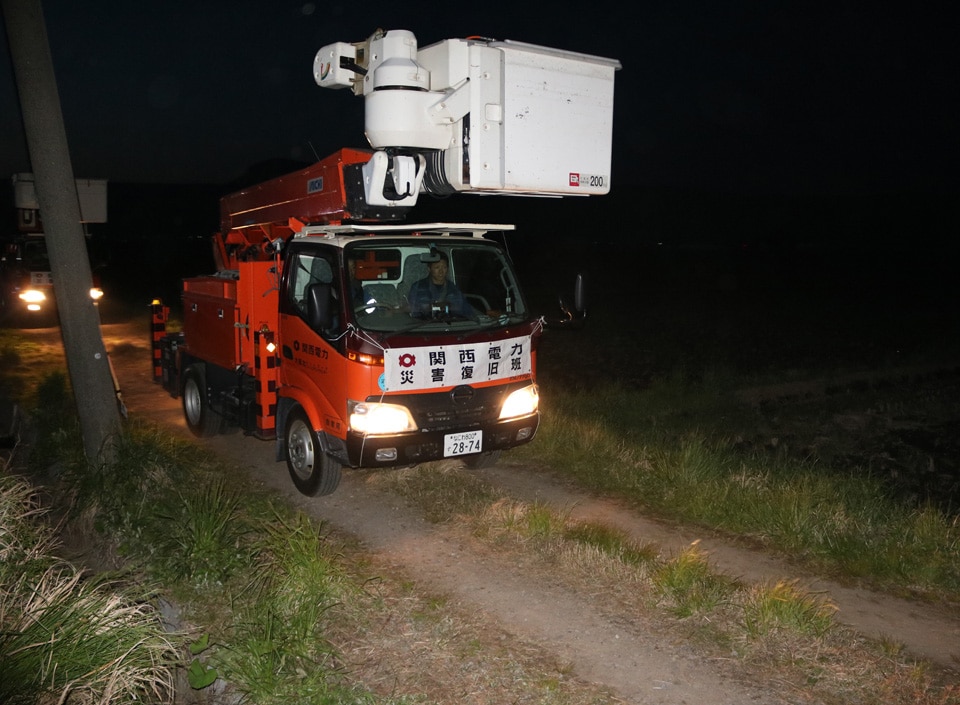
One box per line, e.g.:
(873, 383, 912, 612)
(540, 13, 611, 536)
(444, 430, 482, 457)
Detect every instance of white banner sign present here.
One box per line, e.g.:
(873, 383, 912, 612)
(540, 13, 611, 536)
(382, 335, 532, 391)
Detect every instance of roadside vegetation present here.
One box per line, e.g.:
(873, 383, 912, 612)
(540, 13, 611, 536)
(0, 471, 178, 704)
(513, 378, 960, 600)
(2, 291, 960, 704)
(522, 277, 960, 604)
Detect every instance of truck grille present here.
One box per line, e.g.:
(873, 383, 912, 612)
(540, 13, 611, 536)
(375, 383, 523, 433)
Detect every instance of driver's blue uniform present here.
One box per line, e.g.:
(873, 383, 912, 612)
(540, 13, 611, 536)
(407, 278, 472, 316)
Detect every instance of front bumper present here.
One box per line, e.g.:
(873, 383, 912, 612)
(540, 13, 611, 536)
(345, 412, 539, 467)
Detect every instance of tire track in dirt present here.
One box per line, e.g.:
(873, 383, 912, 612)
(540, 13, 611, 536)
(219, 453, 782, 705)
(474, 465, 960, 672)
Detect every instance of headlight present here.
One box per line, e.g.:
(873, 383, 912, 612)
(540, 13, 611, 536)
(19, 289, 46, 304)
(348, 400, 418, 435)
(499, 384, 539, 420)
(89, 287, 104, 301)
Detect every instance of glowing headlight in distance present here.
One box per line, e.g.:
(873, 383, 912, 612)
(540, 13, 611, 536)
(89, 287, 104, 301)
(499, 384, 539, 420)
(19, 289, 46, 303)
(348, 400, 417, 435)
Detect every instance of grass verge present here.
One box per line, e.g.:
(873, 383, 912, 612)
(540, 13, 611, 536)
(515, 378, 960, 601)
(377, 464, 960, 704)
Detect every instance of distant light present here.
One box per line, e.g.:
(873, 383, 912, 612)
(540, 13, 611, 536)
(19, 289, 45, 303)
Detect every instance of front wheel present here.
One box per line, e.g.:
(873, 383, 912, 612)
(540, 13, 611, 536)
(284, 408, 342, 496)
(182, 365, 222, 437)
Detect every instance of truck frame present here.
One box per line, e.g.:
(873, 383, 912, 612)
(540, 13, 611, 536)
(153, 30, 619, 496)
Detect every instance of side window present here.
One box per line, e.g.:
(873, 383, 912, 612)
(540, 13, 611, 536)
(452, 248, 519, 314)
(283, 249, 340, 334)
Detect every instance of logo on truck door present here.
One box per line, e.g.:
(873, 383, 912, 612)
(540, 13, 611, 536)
(382, 335, 532, 392)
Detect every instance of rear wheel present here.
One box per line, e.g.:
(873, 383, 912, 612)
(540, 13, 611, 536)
(463, 449, 502, 469)
(182, 365, 222, 437)
(285, 407, 342, 496)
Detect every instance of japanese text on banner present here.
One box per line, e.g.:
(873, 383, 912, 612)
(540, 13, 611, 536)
(383, 335, 532, 391)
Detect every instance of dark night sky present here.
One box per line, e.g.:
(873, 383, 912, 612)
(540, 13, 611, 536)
(0, 0, 960, 262)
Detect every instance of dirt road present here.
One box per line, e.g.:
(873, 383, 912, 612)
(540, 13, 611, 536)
(45, 322, 960, 702)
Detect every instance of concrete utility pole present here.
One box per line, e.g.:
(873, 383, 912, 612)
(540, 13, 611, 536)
(2, 0, 121, 464)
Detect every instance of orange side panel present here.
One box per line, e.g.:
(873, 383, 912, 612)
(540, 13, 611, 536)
(277, 313, 351, 440)
(181, 275, 239, 371)
(182, 260, 279, 374)
(234, 260, 280, 370)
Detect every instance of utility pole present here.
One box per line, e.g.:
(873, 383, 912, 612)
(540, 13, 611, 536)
(2, 0, 121, 464)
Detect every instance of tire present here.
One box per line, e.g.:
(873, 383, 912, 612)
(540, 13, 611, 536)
(284, 407, 342, 496)
(182, 365, 222, 438)
(462, 449, 502, 469)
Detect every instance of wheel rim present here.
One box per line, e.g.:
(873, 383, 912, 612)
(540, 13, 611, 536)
(287, 417, 315, 481)
(184, 379, 202, 426)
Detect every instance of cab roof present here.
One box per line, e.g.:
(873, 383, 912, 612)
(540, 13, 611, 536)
(294, 222, 516, 239)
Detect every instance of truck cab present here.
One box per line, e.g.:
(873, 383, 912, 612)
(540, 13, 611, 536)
(278, 225, 540, 476)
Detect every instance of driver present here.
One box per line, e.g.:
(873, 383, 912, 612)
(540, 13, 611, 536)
(407, 251, 473, 317)
(347, 254, 366, 303)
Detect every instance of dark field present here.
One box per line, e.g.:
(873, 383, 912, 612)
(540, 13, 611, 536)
(530, 242, 960, 515)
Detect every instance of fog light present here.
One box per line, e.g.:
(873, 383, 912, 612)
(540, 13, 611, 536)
(516, 427, 534, 441)
(26, 303, 41, 312)
(375, 448, 398, 461)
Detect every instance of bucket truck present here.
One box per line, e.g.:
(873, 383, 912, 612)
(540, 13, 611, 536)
(154, 29, 620, 496)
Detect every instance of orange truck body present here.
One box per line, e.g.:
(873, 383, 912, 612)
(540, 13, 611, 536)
(155, 151, 543, 496)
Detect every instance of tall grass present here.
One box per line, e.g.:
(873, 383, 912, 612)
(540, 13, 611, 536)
(207, 512, 375, 704)
(0, 473, 178, 704)
(6, 318, 958, 703)
(61, 422, 389, 702)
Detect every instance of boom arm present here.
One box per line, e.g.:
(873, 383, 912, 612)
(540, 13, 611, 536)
(214, 147, 421, 269)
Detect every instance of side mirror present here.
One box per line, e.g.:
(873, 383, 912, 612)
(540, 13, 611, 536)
(306, 283, 334, 332)
(550, 273, 587, 328)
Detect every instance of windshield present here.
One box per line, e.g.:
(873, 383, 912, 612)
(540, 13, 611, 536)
(21, 239, 51, 270)
(347, 239, 527, 333)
